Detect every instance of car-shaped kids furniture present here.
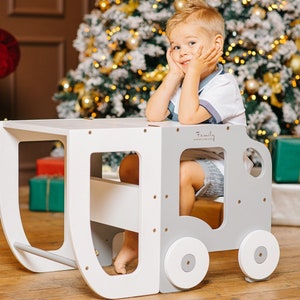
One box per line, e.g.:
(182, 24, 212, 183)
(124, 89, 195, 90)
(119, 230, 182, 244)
(0, 118, 280, 299)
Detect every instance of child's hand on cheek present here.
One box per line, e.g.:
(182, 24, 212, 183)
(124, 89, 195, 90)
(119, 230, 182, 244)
(166, 48, 184, 79)
(188, 45, 223, 77)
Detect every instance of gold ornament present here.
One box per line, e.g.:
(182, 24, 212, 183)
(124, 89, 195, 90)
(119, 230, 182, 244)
(288, 54, 300, 76)
(119, 0, 139, 15)
(142, 64, 169, 83)
(245, 78, 259, 94)
(58, 78, 72, 93)
(113, 49, 127, 65)
(108, 41, 118, 52)
(252, 6, 266, 20)
(99, 50, 127, 74)
(263, 72, 283, 108)
(85, 36, 96, 57)
(100, 66, 113, 74)
(174, 0, 186, 10)
(78, 91, 100, 112)
(126, 35, 140, 50)
(79, 94, 95, 111)
(97, 0, 111, 12)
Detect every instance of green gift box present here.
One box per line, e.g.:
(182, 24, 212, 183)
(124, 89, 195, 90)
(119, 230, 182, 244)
(271, 136, 300, 183)
(29, 176, 64, 212)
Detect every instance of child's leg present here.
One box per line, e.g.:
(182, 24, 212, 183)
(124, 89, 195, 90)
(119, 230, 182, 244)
(114, 157, 205, 273)
(118, 153, 139, 184)
(179, 161, 205, 215)
(114, 154, 139, 274)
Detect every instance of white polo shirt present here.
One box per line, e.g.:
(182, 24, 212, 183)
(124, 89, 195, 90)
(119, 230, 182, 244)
(167, 64, 248, 174)
(167, 64, 246, 125)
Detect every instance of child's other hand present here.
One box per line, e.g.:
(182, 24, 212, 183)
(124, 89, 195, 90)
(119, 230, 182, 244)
(166, 48, 184, 79)
(189, 45, 223, 77)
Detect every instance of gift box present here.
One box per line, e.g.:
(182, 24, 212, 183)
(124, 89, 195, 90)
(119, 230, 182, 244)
(191, 198, 223, 229)
(29, 176, 64, 212)
(272, 183, 300, 226)
(271, 136, 300, 183)
(36, 156, 64, 176)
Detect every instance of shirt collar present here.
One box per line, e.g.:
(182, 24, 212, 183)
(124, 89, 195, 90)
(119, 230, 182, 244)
(198, 63, 224, 94)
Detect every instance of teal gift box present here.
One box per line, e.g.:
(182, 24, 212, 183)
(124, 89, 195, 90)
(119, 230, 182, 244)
(29, 176, 64, 212)
(271, 136, 300, 183)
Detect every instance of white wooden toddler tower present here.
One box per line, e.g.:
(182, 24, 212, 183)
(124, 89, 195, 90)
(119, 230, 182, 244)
(0, 118, 280, 299)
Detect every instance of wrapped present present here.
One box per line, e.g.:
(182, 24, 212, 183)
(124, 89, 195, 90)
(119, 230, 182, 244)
(272, 183, 300, 226)
(29, 176, 64, 212)
(271, 136, 300, 183)
(36, 156, 64, 176)
(191, 198, 223, 229)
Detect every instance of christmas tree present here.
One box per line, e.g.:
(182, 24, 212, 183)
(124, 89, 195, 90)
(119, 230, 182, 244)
(53, 0, 300, 148)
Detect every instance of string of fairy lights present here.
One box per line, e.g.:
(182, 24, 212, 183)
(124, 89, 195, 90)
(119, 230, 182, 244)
(71, 0, 171, 117)
(220, 0, 300, 143)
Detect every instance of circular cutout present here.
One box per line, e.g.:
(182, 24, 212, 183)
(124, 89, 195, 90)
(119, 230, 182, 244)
(244, 148, 264, 177)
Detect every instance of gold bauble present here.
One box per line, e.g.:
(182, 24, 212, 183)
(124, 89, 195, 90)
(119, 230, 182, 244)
(288, 54, 300, 76)
(174, 0, 186, 10)
(58, 78, 72, 93)
(119, 0, 139, 15)
(79, 92, 98, 111)
(252, 6, 266, 20)
(245, 78, 259, 94)
(97, 0, 111, 12)
(126, 36, 140, 50)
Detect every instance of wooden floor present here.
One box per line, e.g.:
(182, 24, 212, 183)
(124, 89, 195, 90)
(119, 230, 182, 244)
(0, 187, 299, 300)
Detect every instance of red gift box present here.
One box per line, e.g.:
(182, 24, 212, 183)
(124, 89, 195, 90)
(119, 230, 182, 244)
(36, 157, 64, 176)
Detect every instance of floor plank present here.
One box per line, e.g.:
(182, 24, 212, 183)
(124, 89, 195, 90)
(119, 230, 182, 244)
(0, 187, 299, 299)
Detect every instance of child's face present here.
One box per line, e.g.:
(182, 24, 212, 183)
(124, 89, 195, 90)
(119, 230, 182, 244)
(168, 22, 214, 73)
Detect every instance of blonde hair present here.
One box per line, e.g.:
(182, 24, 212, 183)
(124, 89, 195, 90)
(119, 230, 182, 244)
(166, 0, 225, 39)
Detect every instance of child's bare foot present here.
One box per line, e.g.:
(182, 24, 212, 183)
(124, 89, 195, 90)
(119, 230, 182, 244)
(113, 246, 138, 274)
(114, 231, 138, 274)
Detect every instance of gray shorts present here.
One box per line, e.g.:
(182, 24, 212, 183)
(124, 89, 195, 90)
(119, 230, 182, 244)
(195, 159, 224, 198)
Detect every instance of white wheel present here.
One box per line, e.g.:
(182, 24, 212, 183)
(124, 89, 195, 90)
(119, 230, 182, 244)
(164, 237, 209, 290)
(238, 230, 280, 281)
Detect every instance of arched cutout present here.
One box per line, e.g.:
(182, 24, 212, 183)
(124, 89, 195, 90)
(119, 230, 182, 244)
(90, 150, 140, 275)
(19, 140, 65, 251)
